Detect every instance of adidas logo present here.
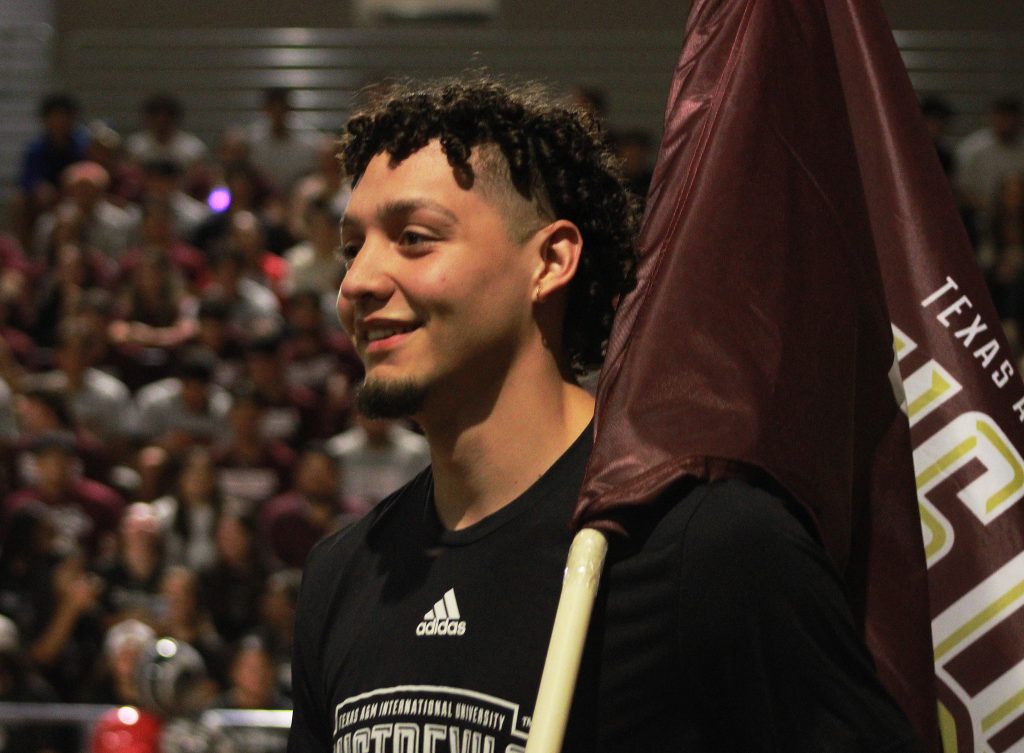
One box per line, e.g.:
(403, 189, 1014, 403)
(416, 588, 467, 637)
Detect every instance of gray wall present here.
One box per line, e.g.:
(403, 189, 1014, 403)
(52, 0, 1024, 34)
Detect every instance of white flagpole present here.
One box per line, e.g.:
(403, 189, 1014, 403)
(524, 528, 609, 753)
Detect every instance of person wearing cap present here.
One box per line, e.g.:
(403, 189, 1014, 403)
(2, 430, 124, 561)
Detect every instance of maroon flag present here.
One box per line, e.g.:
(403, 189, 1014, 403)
(574, 1, 1024, 750)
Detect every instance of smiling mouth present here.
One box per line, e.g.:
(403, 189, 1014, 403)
(366, 325, 418, 343)
(362, 325, 422, 354)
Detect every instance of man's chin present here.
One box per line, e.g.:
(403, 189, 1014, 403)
(355, 378, 427, 419)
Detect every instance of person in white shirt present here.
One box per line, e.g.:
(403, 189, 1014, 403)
(247, 88, 321, 197)
(126, 95, 208, 176)
(32, 161, 140, 262)
(325, 410, 429, 506)
(955, 97, 1024, 240)
(282, 197, 345, 297)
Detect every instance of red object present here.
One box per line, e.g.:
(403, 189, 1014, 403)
(568, 1, 999, 750)
(91, 707, 162, 753)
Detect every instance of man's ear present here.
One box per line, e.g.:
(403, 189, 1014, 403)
(532, 220, 583, 303)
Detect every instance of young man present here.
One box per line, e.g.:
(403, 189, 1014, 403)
(288, 80, 922, 752)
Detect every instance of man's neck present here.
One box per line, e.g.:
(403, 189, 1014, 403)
(420, 355, 594, 531)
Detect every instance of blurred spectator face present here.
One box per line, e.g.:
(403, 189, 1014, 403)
(296, 451, 338, 499)
(56, 243, 87, 285)
(228, 395, 263, 438)
(160, 567, 199, 624)
(3, 504, 58, 564)
(180, 377, 211, 414)
(231, 644, 275, 704)
(63, 162, 110, 213)
(218, 128, 250, 165)
(215, 515, 252, 568)
(144, 103, 178, 139)
(86, 121, 122, 167)
(993, 109, 1022, 143)
(260, 572, 298, 630)
(615, 135, 653, 179)
(264, 90, 291, 132)
(211, 253, 243, 293)
(922, 112, 948, 141)
(225, 170, 256, 209)
(105, 619, 155, 690)
(142, 176, 174, 205)
(1000, 173, 1024, 212)
(135, 252, 171, 298)
(287, 292, 323, 332)
(51, 209, 81, 246)
(110, 643, 142, 687)
(16, 394, 62, 434)
(314, 137, 340, 177)
(141, 203, 175, 243)
(197, 314, 228, 351)
(52, 551, 97, 601)
(55, 336, 92, 378)
(308, 209, 338, 251)
(43, 105, 76, 143)
(179, 449, 216, 500)
(230, 211, 265, 256)
(34, 447, 72, 493)
(120, 503, 162, 572)
(569, 86, 607, 120)
(245, 350, 280, 389)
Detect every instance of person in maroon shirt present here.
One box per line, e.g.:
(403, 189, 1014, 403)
(2, 432, 124, 562)
(6, 387, 113, 489)
(282, 289, 363, 435)
(260, 443, 369, 568)
(211, 385, 295, 511)
(242, 332, 320, 445)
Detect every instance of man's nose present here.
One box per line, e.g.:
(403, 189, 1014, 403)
(339, 235, 394, 304)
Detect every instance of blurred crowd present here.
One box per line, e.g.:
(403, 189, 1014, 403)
(921, 95, 1024, 348)
(0, 84, 656, 752)
(2, 79, 1020, 751)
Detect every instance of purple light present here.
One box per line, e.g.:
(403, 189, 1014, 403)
(207, 187, 231, 212)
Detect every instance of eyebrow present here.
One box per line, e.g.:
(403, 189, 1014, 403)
(341, 198, 459, 232)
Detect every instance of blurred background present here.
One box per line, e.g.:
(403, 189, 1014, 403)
(0, 1, 1022, 752)
(1, 0, 1023, 212)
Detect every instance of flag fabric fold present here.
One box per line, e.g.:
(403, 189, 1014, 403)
(569, 0, 1021, 749)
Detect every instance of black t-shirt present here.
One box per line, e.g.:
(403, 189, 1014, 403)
(289, 426, 922, 752)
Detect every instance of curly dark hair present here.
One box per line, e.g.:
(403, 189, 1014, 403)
(338, 76, 639, 375)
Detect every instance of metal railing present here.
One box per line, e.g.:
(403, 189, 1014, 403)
(0, 702, 292, 753)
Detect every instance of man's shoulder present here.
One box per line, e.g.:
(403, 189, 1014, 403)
(639, 477, 829, 579)
(305, 465, 433, 571)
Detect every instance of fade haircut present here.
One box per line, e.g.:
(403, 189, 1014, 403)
(338, 76, 639, 375)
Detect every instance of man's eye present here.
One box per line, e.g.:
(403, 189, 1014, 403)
(340, 242, 361, 261)
(399, 230, 432, 247)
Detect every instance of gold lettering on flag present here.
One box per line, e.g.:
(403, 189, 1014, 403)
(895, 274, 1024, 751)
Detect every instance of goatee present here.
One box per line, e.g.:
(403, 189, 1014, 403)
(356, 378, 427, 419)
